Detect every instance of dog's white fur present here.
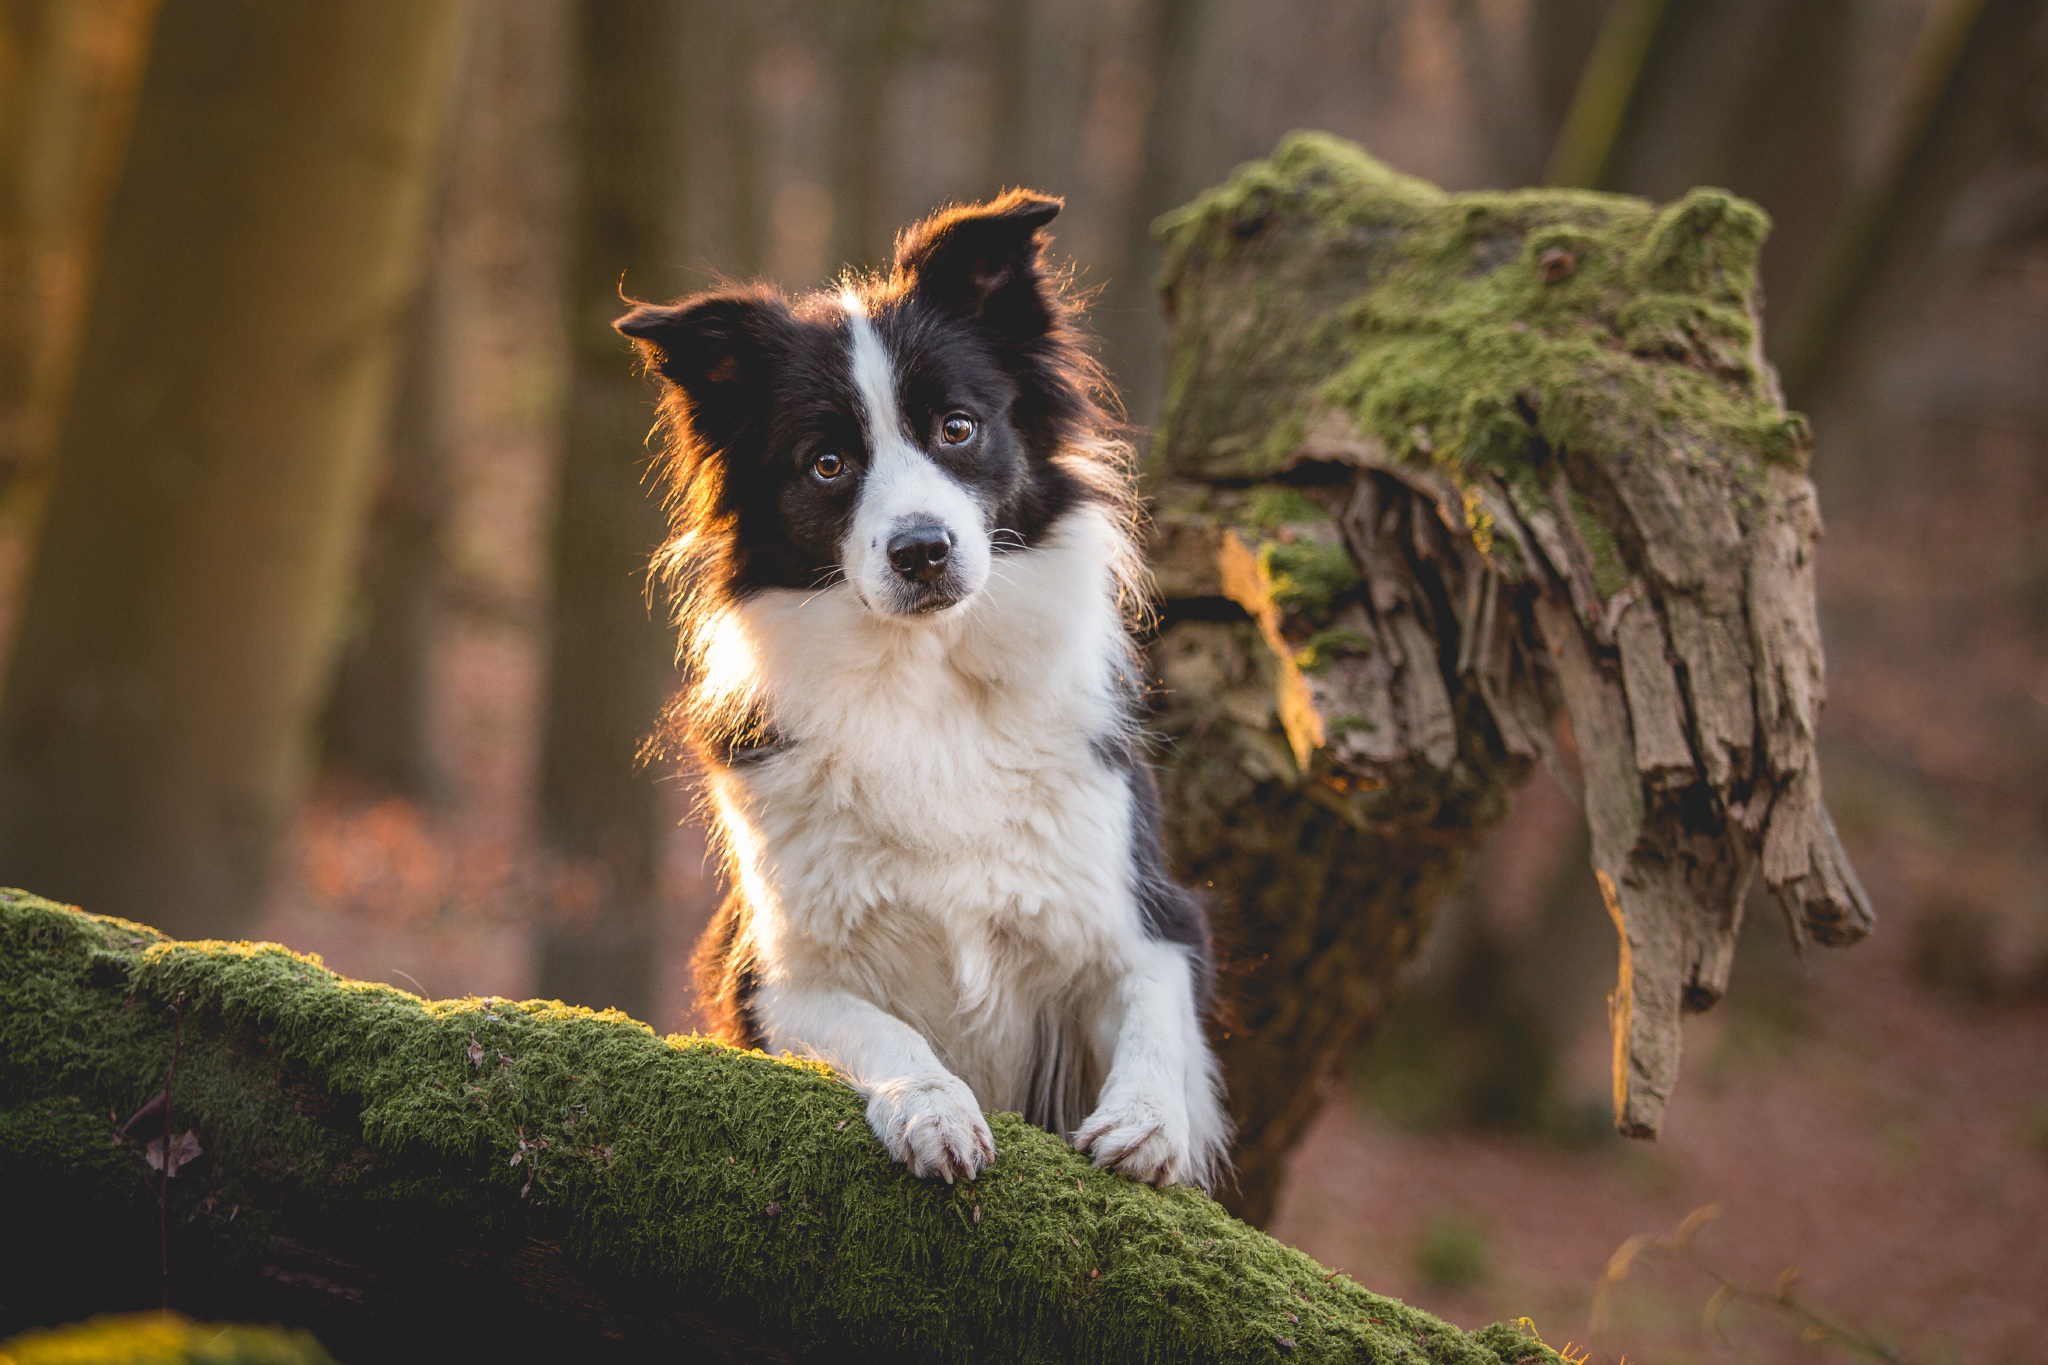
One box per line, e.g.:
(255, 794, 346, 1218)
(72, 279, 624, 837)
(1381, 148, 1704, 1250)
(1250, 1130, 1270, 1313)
(689, 297, 1229, 1187)
(839, 295, 994, 617)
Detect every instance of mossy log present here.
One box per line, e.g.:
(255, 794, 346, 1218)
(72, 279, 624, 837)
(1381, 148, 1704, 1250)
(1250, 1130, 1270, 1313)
(0, 1315, 338, 1365)
(1149, 134, 1871, 1223)
(0, 892, 1563, 1364)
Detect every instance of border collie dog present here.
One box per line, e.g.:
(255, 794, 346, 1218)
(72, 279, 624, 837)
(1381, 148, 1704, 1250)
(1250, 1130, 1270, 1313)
(614, 192, 1229, 1190)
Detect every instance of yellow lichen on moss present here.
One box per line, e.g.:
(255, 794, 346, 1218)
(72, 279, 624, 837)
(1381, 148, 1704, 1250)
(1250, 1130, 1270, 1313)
(0, 1315, 335, 1365)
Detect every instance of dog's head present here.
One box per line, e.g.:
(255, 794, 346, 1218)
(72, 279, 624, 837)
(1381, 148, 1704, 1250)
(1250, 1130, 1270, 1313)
(619, 192, 1104, 620)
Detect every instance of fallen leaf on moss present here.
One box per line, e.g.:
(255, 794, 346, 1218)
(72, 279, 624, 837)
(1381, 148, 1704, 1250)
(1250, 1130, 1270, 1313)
(145, 1129, 201, 1177)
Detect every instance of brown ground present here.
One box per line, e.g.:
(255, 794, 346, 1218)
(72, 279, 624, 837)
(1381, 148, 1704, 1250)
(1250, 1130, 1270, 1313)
(1268, 861, 2048, 1365)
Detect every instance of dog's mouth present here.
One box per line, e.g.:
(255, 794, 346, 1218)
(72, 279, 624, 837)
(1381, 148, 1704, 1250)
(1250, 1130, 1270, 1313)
(857, 578, 970, 618)
(902, 585, 967, 615)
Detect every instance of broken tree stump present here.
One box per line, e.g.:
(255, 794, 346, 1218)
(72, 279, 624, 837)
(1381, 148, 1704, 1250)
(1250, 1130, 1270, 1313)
(1147, 133, 1871, 1222)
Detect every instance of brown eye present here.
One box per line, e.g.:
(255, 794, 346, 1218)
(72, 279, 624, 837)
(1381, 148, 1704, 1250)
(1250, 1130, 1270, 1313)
(941, 414, 975, 445)
(812, 452, 845, 480)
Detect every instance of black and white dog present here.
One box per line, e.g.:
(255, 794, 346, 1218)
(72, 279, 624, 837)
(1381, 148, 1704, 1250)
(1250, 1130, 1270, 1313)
(614, 192, 1228, 1190)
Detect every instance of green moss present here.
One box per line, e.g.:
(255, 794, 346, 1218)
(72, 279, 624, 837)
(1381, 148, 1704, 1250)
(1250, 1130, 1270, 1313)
(1564, 486, 1628, 600)
(1257, 539, 1360, 619)
(1154, 132, 1807, 507)
(1293, 628, 1373, 674)
(1240, 486, 1324, 529)
(1, 892, 1562, 1365)
(0, 1316, 336, 1364)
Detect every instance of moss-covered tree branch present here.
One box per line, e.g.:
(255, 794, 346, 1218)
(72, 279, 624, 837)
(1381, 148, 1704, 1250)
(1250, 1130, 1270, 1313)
(1147, 135, 1871, 1213)
(1, 892, 1564, 1364)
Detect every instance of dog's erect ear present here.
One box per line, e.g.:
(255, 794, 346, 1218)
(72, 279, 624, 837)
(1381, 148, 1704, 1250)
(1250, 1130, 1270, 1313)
(615, 289, 789, 445)
(893, 191, 1062, 337)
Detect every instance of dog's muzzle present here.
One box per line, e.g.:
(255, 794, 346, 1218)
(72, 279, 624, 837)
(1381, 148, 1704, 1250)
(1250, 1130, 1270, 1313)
(887, 522, 954, 587)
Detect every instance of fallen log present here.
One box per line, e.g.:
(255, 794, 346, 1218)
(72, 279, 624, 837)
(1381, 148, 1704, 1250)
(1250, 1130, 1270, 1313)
(1148, 133, 1872, 1224)
(0, 891, 1562, 1364)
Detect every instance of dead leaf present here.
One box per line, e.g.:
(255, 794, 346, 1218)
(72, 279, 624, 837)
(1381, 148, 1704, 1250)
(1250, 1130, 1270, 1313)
(509, 1152, 523, 1167)
(145, 1129, 202, 1177)
(466, 1037, 484, 1068)
(972, 1205, 981, 1223)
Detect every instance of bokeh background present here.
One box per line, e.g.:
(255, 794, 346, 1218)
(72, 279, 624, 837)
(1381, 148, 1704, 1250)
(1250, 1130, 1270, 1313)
(3, 1, 2045, 1360)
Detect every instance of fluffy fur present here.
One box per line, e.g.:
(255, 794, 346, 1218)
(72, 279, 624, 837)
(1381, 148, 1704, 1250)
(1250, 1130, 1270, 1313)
(615, 192, 1229, 1189)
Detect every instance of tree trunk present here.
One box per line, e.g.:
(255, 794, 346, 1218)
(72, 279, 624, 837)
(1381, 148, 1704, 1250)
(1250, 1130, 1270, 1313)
(1093, 0, 1217, 426)
(1148, 133, 1872, 1226)
(0, 0, 470, 939)
(1781, 0, 2042, 407)
(1594, 0, 1857, 359)
(318, 256, 451, 798)
(0, 0, 160, 670)
(1, 890, 1563, 1365)
(826, 0, 924, 277)
(537, 0, 699, 1020)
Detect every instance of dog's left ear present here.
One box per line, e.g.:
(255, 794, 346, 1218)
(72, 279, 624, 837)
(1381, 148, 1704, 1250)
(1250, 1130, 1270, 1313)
(894, 191, 1062, 337)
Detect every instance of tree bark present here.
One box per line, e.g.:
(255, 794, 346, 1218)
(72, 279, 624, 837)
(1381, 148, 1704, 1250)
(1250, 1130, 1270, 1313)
(0, 0, 160, 669)
(0, 0, 470, 939)
(319, 249, 451, 798)
(1781, 0, 2042, 406)
(1595, 0, 1858, 360)
(537, 1, 700, 1020)
(1, 890, 1563, 1365)
(1148, 133, 1871, 1225)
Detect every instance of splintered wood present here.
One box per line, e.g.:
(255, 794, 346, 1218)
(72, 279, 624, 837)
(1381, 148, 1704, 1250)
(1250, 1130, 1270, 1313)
(1148, 133, 1871, 1142)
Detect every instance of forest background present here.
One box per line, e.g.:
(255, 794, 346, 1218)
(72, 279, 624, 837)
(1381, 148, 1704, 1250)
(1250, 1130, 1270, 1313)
(2, 1, 2044, 1361)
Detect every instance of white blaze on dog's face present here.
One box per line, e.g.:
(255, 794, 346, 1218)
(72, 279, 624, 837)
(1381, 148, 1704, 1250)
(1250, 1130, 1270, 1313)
(839, 294, 993, 617)
(613, 192, 1093, 625)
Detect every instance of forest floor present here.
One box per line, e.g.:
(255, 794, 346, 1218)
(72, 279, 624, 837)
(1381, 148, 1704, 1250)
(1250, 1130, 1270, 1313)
(1267, 849, 2048, 1365)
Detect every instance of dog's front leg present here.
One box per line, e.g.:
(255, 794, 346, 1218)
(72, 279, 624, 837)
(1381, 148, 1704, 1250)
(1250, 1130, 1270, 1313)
(1074, 939, 1229, 1189)
(756, 983, 994, 1183)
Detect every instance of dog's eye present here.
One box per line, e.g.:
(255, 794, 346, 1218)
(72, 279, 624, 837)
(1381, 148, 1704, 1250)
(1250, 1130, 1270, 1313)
(940, 414, 975, 445)
(812, 452, 845, 480)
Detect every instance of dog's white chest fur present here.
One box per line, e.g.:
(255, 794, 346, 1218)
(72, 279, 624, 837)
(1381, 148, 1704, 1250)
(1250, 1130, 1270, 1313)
(703, 507, 1144, 1110)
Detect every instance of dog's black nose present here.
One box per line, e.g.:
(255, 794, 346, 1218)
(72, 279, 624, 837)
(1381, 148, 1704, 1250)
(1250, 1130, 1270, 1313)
(887, 523, 953, 583)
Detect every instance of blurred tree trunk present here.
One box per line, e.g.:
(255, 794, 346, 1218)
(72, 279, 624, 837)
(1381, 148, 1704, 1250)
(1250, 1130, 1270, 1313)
(538, 1, 699, 1020)
(1451, 0, 1608, 188)
(827, 0, 923, 275)
(1095, 0, 1216, 426)
(0, 0, 160, 669)
(1548, 0, 1857, 357)
(1783, 0, 2042, 408)
(320, 241, 451, 799)
(0, 0, 470, 937)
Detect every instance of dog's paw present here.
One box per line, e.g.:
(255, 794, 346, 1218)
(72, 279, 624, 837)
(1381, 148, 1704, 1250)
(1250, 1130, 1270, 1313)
(1074, 1090, 1192, 1187)
(865, 1074, 995, 1184)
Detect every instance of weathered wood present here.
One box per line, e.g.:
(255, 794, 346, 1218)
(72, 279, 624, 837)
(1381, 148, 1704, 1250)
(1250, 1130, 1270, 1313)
(1146, 134, 1871, 1202)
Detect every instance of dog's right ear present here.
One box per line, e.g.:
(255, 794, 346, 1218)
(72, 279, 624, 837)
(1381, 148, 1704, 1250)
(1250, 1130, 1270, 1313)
(615, 289, 788, 446)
